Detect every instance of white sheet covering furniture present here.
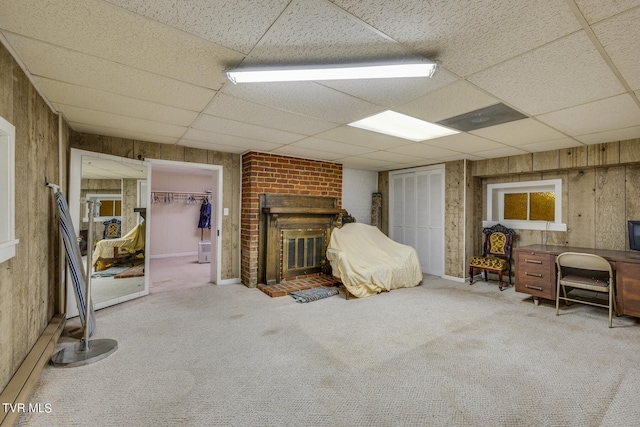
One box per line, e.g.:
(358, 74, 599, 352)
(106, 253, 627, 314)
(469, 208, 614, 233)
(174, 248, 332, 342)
(326, 223, 422, 298)
(92, 220, 145, 270)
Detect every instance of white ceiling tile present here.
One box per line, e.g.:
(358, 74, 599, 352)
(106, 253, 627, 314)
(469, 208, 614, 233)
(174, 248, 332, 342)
(357, 151, 421, 164)
(423, 132, 509, 153)
(332, 0, 580, 76)
(436, 153, 485, 163)
(314, 126, 415, 150)
(517, 138, 582, 153)
(177, 139, 248, 154)
(470, 119, 568, 146)
(472, 146, 528, 158)
(575, 126, 640, 145)
(0, 0, 243, 89)
(1, 0, 638, 171)
(574, 0, 640, 24)
(592, 8, 640, 90)
(319, 69, 457, 108)
(272, 145, 346, 161)
(103, 0, 290, 55)
(537, 94, 640, 136)
(386, 143, 460, 159)
(4, 34, 215, 111)
(250, 0, 411, 64)
(222, 80, 381, 124)
(468, 31, 626, 115)
(203, 93, 339, 135)
(38, 77, 197, 126)
(395, 80, 499, 123)
(69, 122, 178, 145)
(61, 105, 187, 138)
(191, 114, 305, 144)
(288, 138, 375, 156)
(180, 128, 284, 152)
(337, 156, 397, 171)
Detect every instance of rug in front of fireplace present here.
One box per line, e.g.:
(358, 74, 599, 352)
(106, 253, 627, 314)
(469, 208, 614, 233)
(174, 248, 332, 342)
(290, 286, 339, 303)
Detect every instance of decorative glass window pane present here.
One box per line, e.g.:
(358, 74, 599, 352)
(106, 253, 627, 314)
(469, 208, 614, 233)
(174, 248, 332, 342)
(530, 192, 555, 221)
(100, 200, 114, 216)
(504, 193, 528, 220)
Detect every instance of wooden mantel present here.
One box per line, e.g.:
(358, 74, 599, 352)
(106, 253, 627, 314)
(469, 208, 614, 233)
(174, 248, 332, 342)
(262, 206, 344, 215)
(259, 194, 344, 285)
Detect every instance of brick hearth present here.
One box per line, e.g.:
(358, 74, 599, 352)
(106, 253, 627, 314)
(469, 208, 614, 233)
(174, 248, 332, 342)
(258, 275, 341, 298)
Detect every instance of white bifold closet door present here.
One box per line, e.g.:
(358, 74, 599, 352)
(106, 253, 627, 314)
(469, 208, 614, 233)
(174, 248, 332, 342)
(390, 166, 444, 276)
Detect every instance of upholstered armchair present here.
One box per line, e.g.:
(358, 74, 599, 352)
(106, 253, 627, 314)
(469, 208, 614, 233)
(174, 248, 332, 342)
(469, 224, 515, 291)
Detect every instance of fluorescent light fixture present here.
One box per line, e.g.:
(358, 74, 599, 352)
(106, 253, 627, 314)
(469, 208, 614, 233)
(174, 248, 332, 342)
(348, 110, 459, 142)
(226, 61, 438, 84)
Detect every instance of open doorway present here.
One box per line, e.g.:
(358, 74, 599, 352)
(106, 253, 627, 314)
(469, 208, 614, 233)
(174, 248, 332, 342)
(148, 159, 223, 289)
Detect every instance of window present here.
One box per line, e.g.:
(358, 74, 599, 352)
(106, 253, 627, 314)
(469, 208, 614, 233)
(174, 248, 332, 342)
(484, 179, 566, 231)
(83, 194, 122, 222)
(0, 116, 18, 264)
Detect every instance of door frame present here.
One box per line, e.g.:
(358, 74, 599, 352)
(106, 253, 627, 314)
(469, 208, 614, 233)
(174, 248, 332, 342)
(147, 159, 223, 285)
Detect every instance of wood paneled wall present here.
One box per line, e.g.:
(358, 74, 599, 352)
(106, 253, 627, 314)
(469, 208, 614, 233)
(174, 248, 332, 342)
(70, 133, 241, 281)
(0, 43, 64, 393)
(376, 140, 640, 281)
(473, 140, 640, 254)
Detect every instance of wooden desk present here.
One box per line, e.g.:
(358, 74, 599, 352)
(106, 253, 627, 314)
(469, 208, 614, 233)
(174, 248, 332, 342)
(514, 244, 640, 317)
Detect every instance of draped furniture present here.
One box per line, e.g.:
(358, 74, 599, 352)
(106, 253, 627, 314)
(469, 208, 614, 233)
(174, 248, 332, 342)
(327, 223, 422, 299)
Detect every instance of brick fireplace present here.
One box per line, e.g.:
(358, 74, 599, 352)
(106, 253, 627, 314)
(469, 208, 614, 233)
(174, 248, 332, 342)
(241, 152, 342, 287)
(260, 194, 343, 284)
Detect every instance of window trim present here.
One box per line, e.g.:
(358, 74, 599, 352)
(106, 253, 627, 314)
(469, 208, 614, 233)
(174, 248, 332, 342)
(483, 179, 567, 231)
(0, 116, 18, 264)
(83, 193, 123, 222)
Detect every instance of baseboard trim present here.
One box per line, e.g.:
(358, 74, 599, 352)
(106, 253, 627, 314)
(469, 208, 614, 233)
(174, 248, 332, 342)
(217, 278, 241, 285)
(150, 252, 198, 259)
(0, 314, 65, 427)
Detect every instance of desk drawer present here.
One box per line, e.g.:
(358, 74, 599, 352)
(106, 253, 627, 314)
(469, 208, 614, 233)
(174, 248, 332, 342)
(618, 262, 640, 317)
(515, 251, 555, 299)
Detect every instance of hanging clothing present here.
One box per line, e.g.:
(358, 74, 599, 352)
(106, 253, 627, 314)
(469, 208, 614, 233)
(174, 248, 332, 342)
(198, 199, 212, 229)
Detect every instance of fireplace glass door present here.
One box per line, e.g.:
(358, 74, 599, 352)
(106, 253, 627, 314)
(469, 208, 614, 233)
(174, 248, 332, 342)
(282, 229, 326, 278)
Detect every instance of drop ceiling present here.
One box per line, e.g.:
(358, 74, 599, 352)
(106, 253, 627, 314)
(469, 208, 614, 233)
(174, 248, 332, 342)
(1, 0, 639, 171)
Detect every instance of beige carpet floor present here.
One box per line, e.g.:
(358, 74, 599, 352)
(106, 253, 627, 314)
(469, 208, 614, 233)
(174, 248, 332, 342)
(15, 272, 640, 427)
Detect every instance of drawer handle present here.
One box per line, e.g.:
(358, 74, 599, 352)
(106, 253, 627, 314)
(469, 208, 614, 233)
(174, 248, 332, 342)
(525, 284, 543, 291)
(525, 272, 542, 278)
(525, 259, 542, 264)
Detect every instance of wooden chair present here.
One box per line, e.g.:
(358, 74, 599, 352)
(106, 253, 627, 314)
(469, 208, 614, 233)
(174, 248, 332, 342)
(555, 252, 617, 328)
(103, 218, 122, 239)
(102, 218, 122, 257)
(469, 224, 515, 291)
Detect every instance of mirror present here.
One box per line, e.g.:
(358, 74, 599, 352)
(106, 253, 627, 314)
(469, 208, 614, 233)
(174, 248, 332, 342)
(68, 149, 150, 317)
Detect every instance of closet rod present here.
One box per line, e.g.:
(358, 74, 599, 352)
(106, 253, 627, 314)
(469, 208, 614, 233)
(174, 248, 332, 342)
(152, 190, 212, 196)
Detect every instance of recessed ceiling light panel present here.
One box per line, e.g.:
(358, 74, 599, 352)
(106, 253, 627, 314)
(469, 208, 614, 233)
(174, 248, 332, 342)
(349, 111, 459, 142)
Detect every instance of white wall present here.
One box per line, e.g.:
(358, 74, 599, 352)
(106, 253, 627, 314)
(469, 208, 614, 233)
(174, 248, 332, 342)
(342, 168, 378, 224)
(150, 168, 213, 257)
